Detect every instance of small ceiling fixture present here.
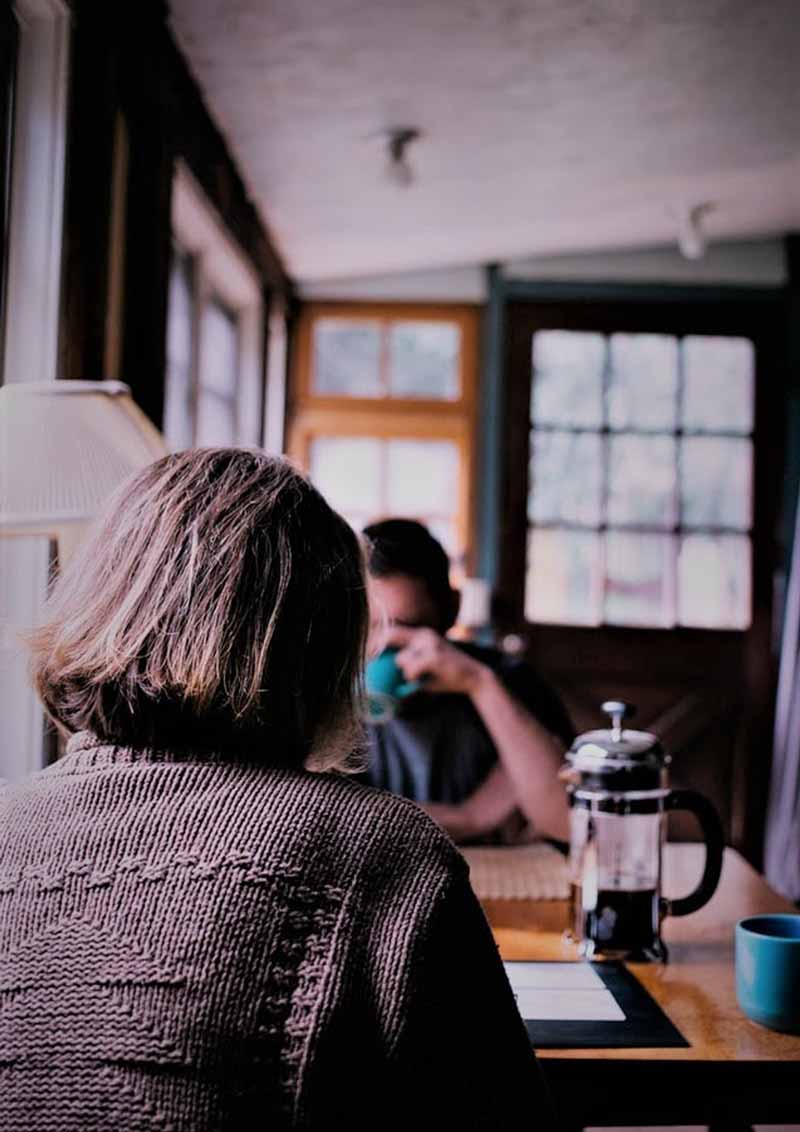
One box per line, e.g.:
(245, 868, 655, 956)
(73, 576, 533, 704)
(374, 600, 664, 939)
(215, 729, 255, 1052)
(674, 201, 716, 260)
(383, 127, 421, 188)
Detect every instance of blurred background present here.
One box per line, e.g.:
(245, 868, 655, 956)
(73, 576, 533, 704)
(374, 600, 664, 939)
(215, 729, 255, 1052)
(1, 0, 799, 889)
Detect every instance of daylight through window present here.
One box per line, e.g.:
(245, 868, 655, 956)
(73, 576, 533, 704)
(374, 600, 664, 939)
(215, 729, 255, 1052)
(525, 331, 754, 630)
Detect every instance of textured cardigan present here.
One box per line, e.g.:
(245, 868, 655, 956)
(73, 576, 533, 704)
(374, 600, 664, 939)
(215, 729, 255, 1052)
(0, 732, 548, 1131)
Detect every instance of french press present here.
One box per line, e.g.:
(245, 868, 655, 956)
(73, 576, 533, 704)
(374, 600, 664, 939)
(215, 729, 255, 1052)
(562, 701, 724, 962)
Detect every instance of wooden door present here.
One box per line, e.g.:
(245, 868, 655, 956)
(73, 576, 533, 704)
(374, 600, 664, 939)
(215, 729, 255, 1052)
(498, 293, 785, 864)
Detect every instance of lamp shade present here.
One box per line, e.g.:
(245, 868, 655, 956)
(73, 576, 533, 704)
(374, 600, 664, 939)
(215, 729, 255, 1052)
(0, 381, 167, 544)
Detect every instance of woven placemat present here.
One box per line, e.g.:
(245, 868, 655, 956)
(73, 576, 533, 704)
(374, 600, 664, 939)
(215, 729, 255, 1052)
(461, 841, 570, 901)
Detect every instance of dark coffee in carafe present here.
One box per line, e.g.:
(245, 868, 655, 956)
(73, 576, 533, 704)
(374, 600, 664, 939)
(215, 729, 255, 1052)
(569, 884, 661, 959)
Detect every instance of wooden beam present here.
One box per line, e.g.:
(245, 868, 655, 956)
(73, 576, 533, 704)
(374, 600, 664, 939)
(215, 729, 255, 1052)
(163, 32, 291, 297)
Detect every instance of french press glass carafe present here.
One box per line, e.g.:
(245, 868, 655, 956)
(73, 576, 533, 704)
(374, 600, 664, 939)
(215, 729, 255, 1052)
(562, 701, 724, 962)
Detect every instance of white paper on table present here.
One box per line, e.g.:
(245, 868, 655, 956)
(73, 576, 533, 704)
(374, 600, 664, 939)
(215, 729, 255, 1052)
(504, 962, 626, 1022)
(506, 961, 604, 989)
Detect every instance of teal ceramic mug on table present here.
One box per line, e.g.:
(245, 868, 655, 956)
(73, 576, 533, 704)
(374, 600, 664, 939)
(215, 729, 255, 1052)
(364, 647, 422, 722)
(735, 914, 800, 1035)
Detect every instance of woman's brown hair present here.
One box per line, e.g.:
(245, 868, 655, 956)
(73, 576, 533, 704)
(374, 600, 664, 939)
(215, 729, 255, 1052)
(29, 448, 368, 771)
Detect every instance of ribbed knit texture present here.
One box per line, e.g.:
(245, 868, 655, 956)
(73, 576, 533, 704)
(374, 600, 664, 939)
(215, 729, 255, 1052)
(0, 733, 546, 1131)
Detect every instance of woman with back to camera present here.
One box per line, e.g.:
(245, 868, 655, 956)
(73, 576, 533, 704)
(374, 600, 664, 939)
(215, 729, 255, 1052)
(0, 448, 549, 1131)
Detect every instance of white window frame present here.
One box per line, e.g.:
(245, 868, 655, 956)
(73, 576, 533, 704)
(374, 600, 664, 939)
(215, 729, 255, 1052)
(0, 0, 70, 781)
(166, 162, 264, 449)
(263, 293, 288, 455)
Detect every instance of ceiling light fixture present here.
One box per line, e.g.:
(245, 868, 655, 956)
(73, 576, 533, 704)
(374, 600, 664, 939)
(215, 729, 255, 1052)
(675, 201, 715, 261)
(383, 127, 420, 188)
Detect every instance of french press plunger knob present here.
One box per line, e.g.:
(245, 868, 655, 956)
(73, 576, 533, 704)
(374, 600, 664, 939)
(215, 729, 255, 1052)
(600, 700, 634, 742)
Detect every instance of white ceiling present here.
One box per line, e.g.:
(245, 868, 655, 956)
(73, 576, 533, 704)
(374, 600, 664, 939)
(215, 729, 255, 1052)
(169, 0, 800, 283)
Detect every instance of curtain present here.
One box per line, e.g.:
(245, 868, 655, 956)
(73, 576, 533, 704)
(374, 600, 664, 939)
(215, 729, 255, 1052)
(765, 493, 800, 903)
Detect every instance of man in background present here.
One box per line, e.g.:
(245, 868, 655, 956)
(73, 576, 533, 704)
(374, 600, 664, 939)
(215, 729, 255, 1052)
(362, 518, 573, 844)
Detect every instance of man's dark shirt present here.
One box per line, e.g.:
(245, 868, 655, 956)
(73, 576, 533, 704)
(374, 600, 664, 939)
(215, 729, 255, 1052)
(363, 642, 573, 808)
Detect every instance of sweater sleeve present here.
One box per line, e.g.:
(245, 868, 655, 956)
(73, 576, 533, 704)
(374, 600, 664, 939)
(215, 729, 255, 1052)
(390, 852, 554, 1130)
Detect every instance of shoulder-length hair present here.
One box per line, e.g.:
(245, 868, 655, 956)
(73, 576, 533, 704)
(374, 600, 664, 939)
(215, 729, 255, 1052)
(29, 448, 368, 772)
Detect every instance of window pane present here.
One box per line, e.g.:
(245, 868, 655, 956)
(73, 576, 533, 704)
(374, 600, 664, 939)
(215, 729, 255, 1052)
(389, 321, 460, 399)
(164, 249, 194, 450)
(531, 331, 605, 428)
(337, 512, 371, 535)
(529, 430, 603, 525)
(196, 390, 236, 446)
(336, 511, 457, 556)
(607, 435, 677, 527)
(200, 297, 238, 398)
(682, 336, 754, 434)
(680, 436, 752, 530)
(678, 534, 751, 629)
(386, 439, 459, 516)
(525, 528, 601, 626)
(608, 334, 678, 431)
(427, 517, 459, 562)
(309, 436, 382, 515)
(195, 298, 239, 447)
(605, 532, 674, 627)
(313, 319, 381, 396)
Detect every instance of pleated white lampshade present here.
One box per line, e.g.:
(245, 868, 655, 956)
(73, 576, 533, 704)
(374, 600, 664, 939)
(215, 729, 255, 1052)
(0, 380, 167, 557)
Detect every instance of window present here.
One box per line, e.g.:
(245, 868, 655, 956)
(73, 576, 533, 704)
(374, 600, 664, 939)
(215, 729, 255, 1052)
(313, 317, 460, 400)
(525, 330, 754, 629)
(196, 296, 239, 445)
(163, 163, 264, 450)
(164, 246, 194, 448)
(0, 5, 18, 359)
(289, 304, 477, 565)
(0, 0, 69, 781)
(309, 435, 460, 553)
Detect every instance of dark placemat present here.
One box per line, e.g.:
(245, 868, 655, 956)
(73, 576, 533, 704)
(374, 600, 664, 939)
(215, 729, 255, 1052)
(509, 960, 689, 1049)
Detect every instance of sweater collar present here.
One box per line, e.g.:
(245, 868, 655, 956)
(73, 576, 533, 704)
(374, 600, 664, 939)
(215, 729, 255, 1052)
(54, 731, 194, 773)
(54, 731, 281, 775)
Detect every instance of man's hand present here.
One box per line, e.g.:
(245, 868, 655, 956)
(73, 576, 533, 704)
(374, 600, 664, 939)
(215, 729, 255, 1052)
(386, 626, 488, 696)
(377, 623, 570, 842)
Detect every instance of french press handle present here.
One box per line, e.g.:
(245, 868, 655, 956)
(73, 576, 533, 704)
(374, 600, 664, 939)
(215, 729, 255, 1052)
(660, 789, 725, 918)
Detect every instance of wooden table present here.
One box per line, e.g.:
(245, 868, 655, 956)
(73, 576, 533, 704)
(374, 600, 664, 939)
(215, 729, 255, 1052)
(482, 844, 800, 1128)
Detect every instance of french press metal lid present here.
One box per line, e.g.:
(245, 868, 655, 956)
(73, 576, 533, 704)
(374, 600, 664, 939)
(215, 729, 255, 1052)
(563, 700, 669, 792)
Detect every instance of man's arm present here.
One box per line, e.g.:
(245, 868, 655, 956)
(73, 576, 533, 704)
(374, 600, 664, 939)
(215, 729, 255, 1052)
(468, 662, 570, 842)
(420, 762, 519, 842)
(393, 628, 570, 842)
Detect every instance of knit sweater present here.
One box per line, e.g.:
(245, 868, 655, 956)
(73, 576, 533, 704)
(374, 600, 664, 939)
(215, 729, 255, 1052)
(0, 732, 548, 1131)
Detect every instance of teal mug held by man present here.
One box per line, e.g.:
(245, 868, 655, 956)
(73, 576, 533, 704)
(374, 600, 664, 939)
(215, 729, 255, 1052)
(364, 647, 422, 722)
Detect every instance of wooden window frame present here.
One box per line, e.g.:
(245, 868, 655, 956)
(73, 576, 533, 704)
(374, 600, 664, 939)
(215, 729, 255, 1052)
(288, 301, 479, 569)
